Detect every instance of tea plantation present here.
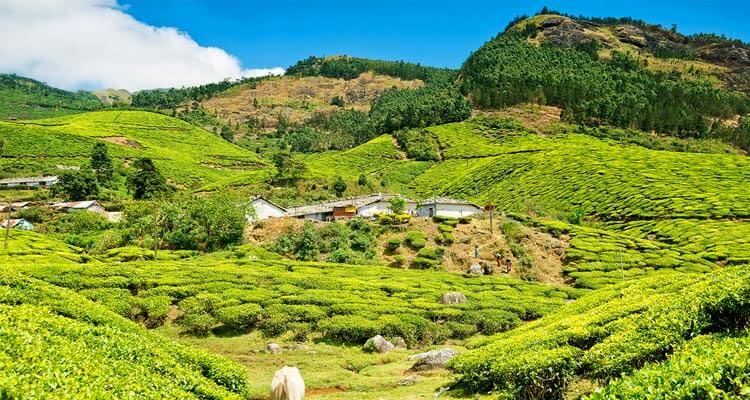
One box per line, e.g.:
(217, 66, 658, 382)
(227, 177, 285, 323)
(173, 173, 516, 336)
(11, 257, 579, 346)
(0, 270, 250, 399)
(449, 266, 750, 399)
(0, 110, 264, 186)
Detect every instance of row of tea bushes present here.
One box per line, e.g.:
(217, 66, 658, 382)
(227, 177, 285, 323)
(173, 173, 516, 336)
(12, 257, 582, 346)
(448, 266, 750, 399)
(0, 270, 249, 398)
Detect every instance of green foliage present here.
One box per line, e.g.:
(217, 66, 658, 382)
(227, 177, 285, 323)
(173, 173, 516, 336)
(286, 55, 457, 86)
(460, 38, 749, 141)
(449, 267, 750, 398)
(131, 76, 268, 109)
(127, 157, 168, 200)
(271, 150, 308, 183)
(52, 170, 99, 201)
(403, 231, 428, 249)
(388, 196, 406, 214)
(333, 176, 347, 196)
(393, 128, 440, 161)
(386, 237, 402, 251)
(272, 219, 376, 263)
(0, 270, 249, 398)
(371, 87, 471, 134)
(90, 142, 113, 183)
(0, 74, 103, 120)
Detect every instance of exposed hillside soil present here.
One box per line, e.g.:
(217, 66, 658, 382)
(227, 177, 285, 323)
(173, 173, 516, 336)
(202, 72, 423, 133)
(473, 104, 562, 132)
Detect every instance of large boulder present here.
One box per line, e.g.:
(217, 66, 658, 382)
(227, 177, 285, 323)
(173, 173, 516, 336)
(409, 348, 458, 371)
(363, 335, 395, 354)
(467, 264, 484, 275)
(440, 292, 467, 304)
(265, 343, 283, 355)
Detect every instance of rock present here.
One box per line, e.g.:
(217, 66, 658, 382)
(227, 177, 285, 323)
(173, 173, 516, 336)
(481, 261, 494, 275)
(363, 335, 395, 354)
(398, 375, 419, 386)
(440, 292, 467, 305)
(548, 238, 564, 249)
(409, 348, 458, 371)
(290, 343, 309, 351)
(467, 264, 484, 275)
(553, 247, 564, 256)
(392, 336, 407, 349)
(265, 343, 283, 355)
(539, 16, 565, 28)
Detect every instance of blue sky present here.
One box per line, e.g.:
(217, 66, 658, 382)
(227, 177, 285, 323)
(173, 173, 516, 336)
(123, 0, 750, 69)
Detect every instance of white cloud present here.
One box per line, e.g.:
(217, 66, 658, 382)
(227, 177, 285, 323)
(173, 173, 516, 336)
(0, 0, 284, 91)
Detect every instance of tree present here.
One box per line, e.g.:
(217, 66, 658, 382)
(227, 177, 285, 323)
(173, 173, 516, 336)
(272, 151, 307, 183)
(90, 142, 113, 183)
(333, 176, 347, 197)
(127, 158, 168, 200)
(330, 96, 345, 107)
(389, 196, 406, 214)
(220, 126, 234, 142)
(53, 171, 99, 201)
(358, 174, 368, 187)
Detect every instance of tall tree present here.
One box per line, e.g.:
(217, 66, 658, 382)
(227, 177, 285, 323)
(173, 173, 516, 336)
(127, 158, 167, 200)
(53, 171, 99, 201)
(90, 142, 113, 183)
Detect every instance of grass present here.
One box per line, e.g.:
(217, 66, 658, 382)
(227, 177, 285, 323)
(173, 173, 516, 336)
(0, 110, 265, 186)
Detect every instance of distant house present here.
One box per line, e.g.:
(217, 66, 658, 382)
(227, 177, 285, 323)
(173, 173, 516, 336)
(286, 193, 417, 221)
(0, 202, 32, 213)
(0, 218, 34, 231)
(51, 200, 105, 214)
(0, 176, 58, 189)
(248, 197, 287, 222)
(417, 197, 482, 218)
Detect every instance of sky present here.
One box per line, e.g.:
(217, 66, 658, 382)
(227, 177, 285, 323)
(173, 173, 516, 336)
(1, 0, 749, 91)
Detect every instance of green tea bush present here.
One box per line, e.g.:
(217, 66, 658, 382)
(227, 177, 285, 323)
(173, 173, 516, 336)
(404, 231, 428, 249)
(385, 237, 401, 251)
(411, 257, 441, 269)
(214, 303, 263, 332)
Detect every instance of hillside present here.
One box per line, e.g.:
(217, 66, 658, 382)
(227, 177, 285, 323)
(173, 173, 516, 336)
(202, 72, 423, 134)
(0, 269, 250, 398)
(0, 110, 264, 186)
(508, 12, 750, 93)
(0, 74, 103, 120)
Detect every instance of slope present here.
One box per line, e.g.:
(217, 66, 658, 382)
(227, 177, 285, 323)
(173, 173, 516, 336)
(0, 270, 250, 399)
(0, 74, 103, 120)
(449, 266, 750, 398)
(0, 110, 265, 187)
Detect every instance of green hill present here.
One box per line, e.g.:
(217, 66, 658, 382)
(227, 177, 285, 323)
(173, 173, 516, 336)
(0, 74, 103, 120)
(0, 110, 265, 186)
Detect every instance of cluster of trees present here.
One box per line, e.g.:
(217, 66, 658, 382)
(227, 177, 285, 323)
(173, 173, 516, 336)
(278, 109, 378, 153)
(131, 76, 269, 109)
(370, 87, 471, 133)
(0, 74, 102, 113)
(272, 218, 377, 264)
(461, 38, 750, 140)
(286, 56, 457, 86)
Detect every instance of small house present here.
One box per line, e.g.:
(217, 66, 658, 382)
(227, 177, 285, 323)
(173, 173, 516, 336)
(0, 202, 32, 213)
(0, 218, 34, 231)
(285, 193, 416, 221)
(355, 194, 417, 217)
(51, 200, 105, 214)
(0, 176, 58, 188)
(248, 197, 287, 222)
(417, 197, 482, 218)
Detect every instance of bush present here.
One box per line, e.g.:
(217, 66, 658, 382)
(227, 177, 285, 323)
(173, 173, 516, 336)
(404, 231, 428, 249)
(461, 309, 521, 334)
(386, 237, 401, 251)
(319, 315, 381, 343)
(438, 223, 454, 233)
(417, 246, 444, 261)
(411, 257, 440, 269)
(214, 303, 262, 332)
(436, 232, 455, 245)
(377, 213, 411, 225)
(392, 254, 406, 266)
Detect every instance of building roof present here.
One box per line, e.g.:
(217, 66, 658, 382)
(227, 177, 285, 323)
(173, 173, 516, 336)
(0, 219, 31, 228)
(250, 196, 287, 212)
(286, 193, 416, 217)
(418, 197, 482, 208)
(0, 176, 58, 184)
(0, 202, 32, 212)
(52, 200, 101, 210)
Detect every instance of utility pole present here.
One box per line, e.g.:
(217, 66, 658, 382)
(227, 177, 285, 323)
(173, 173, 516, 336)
(485, 204, 495, 235)
(4, 200, 11, 250)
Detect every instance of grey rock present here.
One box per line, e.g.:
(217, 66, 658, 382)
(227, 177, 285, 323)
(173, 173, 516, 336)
(467, 264, 484, 275)
(440, 292, 467, 305)
(265, 343, 282, 355)
(398, 375, 419, 386)
(363, 335, 395, 354)
(409, 348, 459, 371)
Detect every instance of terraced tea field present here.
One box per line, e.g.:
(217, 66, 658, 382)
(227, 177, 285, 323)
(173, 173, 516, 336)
(0, 110, 264, 186)
(449, 266, 750, 398)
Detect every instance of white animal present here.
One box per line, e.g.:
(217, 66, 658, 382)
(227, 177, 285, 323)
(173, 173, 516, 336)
(270, 366, 305, 400)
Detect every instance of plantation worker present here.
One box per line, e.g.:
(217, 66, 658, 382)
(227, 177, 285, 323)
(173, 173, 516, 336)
(474, 244, 479, 258)
(271, 366, 305, 400)
(494, 253, 502, 269)
(505, 258, 512, 274)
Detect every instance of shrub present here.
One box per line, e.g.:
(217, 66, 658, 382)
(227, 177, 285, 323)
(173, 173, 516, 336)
(404, 231, 428, 249)
(411, 257, 440, 269)
(461, 309, 521, 334)
(436, 233, 455, 245)
(214, 303, 262, 332)
(319, 315, 381, 343)
(386, 237, 401, 251)
(417, 246, 444, 261)
(439, 223, 454, 233)
(392, 254, 406, 266)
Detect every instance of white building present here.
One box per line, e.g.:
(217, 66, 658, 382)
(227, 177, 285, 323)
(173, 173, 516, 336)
(0, 218, 34, 231)
(0, 176, 58, 188)
(51, 200, 105, 214)
(248, 197, 287, 222)
(417, 197, 482, 218)
(355, 194, 417, 217)
(286, 193, 416, 221)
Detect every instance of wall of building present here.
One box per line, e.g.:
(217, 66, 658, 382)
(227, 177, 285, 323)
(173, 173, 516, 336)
(357, 201, 417, 217)
(418, 203, 481, 218)
(249, 200, 286, 221)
